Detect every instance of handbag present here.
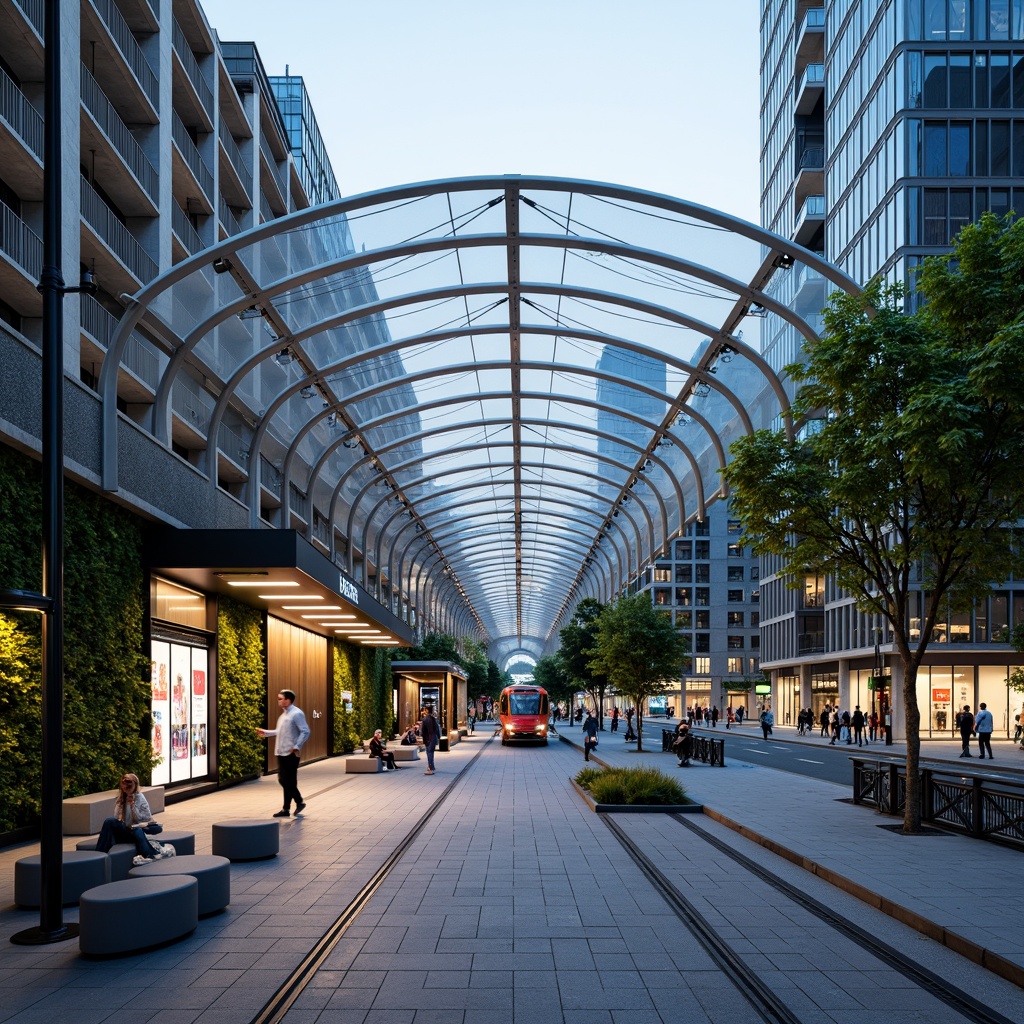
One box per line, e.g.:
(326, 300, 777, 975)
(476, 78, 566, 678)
(143, 821, 163, 835)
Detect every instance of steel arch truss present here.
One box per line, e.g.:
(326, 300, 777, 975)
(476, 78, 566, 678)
(100, 175, 859, 654)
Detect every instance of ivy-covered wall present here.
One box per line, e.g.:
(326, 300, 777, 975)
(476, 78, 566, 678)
(216, 596, 266, 782)
(0, 446, 150, 833)
(334, 641, 392, 745)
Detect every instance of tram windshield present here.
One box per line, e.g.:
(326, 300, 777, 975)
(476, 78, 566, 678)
(509, 691, 542, 716)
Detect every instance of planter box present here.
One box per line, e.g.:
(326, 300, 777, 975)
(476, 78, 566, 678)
(569, 777, 703, 814)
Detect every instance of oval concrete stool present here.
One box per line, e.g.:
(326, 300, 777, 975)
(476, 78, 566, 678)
(75, 840, 136, 881)
(129, 854, 230, 916)
(211, 819, 279, 861)
(154, 830, 195, 856)
(79, 876, 198, 956)
(14, 850, 110, 908)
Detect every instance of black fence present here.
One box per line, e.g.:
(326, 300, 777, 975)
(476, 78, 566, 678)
(662, 729, 726, 767)
(851, 756, 1024, 850)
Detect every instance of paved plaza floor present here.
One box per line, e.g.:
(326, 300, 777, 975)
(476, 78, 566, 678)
(0, 725, 1021, 1023)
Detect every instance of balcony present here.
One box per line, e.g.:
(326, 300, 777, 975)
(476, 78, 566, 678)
(80, 64, 158, 215)
(218, 196, 245, 237)
(218, 120, 253, 206)
(796, 7, 824, 65)
(0, 198, 43, 314)
(79, 175, 158, 293)
(79, 292, 161, 403)
(171, 201, 203, 260)
(114, 0, 159, 33)
(171, 111, 213, 210)
(796, 62, 824, 115)
(1, 1, 44, 80)
(793, 193, 825, 246)
(259, 131, 288, 213)
(795, 145, 824, 207)
(0, 64, 43, 199)
(84, 0, 159, 121)
(171, 18, 214, 130)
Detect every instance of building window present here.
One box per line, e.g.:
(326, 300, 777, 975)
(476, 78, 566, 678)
(675, 540, 692, 559)
(727, 519, 742, 535)
(695, 520, 709, 536)
(654, 589, 670, 606)
(693, 657, 711, 674)
(695, 610, 710, 630)
(727, 635, 745, 649)
(676, 565, 692, 583)
(728, 589, 744, 602)
(750, 635, 760, 649)
(677, 587, 692, 606)
(750, 566, 760, 580)
(653, 566, 671, 582)
(727, 566, 744, 582)
(695, 633, 710, 652)
(696, 588, 710, 606)
(728, 611, 744, 627)
(677, 611, 692, 629)
(695, 541, 710, 559)
(727, 657, 743, 674)
(695, 564, 710, 583)
(751, 611, 760, 627)
(727, 542, 744, 557)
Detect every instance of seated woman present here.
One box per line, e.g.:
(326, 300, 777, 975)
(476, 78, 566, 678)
(671, 722, 692, 767)
(96, 773, 174, 864)
(369, 729, 399, 770)
(399, 724, 419, 746)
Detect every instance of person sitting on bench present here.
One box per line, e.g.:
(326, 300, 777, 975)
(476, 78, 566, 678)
(96, 773, 174, 864)
(369, 730, 399, 770)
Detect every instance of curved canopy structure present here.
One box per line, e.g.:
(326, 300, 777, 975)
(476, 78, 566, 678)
(100, 176, 858, 665)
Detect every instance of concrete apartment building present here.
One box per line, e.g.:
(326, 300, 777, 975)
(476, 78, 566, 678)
(758, 0, 1024, 736)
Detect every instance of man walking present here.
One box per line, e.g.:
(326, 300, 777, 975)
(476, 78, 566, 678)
(257, 690, 310, 818)
(974, 702, 994, 759)
(956, 704, 975, 757)
(420, 706, 441, 775)
(851, 706, 866, 746)
(582, 711, 599, 761)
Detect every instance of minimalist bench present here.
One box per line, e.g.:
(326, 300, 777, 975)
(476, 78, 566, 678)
(211, 819, 279, 861)
(79, 876, 198, 956)
(76, 829, 195, 880)
(346, 756, 384, 773)
(391, 747, 420, 761)
(14, 850, 110, 908)
(62, 786, 165, 835)
(130, 855, 230, 916)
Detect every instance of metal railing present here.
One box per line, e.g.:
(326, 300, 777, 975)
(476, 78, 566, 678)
(79, 175, 158, 283)
(171, 202, 203, 255)
(662, 729, 727, 766)
(218, 196, 243, 236)
(171, 18, 214, 122)
(259, 191, 275, 224)
(79, 294, 161, 386)
(259, 131, 288, 200)
(80, 64, 158, 201)
(289, 482, 309, 520)
(259, 455, 282, 496)
(219, 421, 249, 467)
(0, 199, 42, 279)
(802, 62, 825, 86)
(801, 7, 825, 31)
(0, 64, 43, 160)
(12, 0, 43, 36)
(90, 0, 159, 110)
(218, 120, 253, 196)
(171, 379, 211, 434)
(798, 146, 825, 170)
(852, 755, 1024, 849)
(171, 111, 213, 199)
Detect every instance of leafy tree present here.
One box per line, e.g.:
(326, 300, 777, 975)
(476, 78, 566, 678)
(533, 653, 574, 710)
(1005, 624, 1024, 695)
(588, 592, 688, 751)
(460, 637, 489, 693)
(486, 659, 504, 694)
(559, 598, 609, 727)
(393, 631, 461, 663)
(723, 213, 1024, 833)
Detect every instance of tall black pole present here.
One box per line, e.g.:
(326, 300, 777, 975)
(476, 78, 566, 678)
(13, 0, 75, 946)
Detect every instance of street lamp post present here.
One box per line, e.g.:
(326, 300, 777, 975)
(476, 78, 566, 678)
(10, 0, 78, 945)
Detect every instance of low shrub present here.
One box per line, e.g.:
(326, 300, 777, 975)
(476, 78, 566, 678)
(574, 765, 686, 805)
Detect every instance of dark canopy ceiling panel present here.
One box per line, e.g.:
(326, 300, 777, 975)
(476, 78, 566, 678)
(100, 176, 857, 664)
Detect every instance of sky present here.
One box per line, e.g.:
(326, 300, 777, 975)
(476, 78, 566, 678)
(200, 0, 763, 223)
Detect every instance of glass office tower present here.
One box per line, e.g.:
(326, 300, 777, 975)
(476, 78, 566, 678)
(758, 0, 1024, 737)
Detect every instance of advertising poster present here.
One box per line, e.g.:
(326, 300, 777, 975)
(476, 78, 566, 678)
(170, 644, 191, 783)
(150, 641, 171, 786)
(191, 648, 208, 777)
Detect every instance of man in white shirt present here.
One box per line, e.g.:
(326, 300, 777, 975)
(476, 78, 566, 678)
(973, 702, 994, 760)
(257, 690, 311, 817)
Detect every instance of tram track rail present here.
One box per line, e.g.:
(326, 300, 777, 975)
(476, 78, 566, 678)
(667, 813, 1018, 1024)
(601, 808, 1017, 1024)
(249, 736, 494, 1024)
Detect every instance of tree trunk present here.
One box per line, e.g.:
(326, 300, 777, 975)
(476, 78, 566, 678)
(636, 710, 644, 752)
(901, 659, 923, 833)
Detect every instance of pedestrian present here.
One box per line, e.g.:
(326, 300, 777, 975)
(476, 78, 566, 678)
(672, 720, 692, 766)
(582, 711, 599, 761)
(736, 705, 745, 724)
(868, 708, 879, 742)
(759, 706, 774, 740)
(256, 689, 310, 818)
(96, 773, 173, 865)
(956, 704, 975, 758)
(726, 705, 734, 729)
(369, 729, 399, 770)
(851, 706, 866, 746)
(974, 702, 994, 759)
(820, 705, 830, 737)
(624, 707, 636, 741)
(711, 705, 719, 728)
(610, 707, 619, 732)
(841, 709, 852, 744)
(420, 705, 441, 774)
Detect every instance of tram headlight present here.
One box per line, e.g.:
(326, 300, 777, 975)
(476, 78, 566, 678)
(505, 724, 514, 732)
(537, 724, 546, 732)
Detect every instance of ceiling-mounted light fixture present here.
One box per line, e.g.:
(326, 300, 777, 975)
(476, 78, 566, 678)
(275, 348, 293, 366)
(212, 257, 231, 274)
(342, 438, 359, 449)
(238, 304, 261, 320)
(326, 412, 338, 428)
(299, 385, 315, 399)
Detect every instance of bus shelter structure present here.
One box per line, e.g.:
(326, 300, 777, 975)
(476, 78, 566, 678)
(392, 660, 468, 751)
(99, 175, 858, 664)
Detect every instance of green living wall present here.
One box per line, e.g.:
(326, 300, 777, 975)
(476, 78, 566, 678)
(216, 596, 266, 782)
(0, 446, 150, 833)
(334, 641, 392, 747)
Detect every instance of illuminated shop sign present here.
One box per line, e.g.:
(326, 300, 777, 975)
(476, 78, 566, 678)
(339, 574, 359, 605)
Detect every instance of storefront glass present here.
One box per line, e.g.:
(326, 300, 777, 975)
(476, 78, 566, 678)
(151, 636, 209, 786)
